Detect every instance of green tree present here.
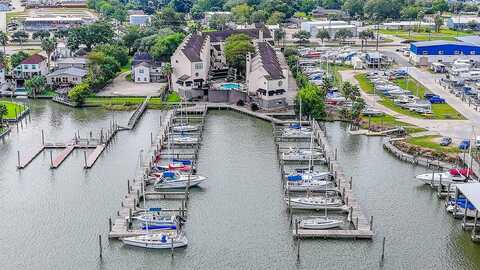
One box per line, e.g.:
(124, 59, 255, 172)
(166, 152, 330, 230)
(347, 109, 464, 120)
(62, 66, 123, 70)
(293, 30, 311, 45)
(364, 0, 403, 20)
(432, 0, 449, 13)
(41, 37, 57, 69)
(250, 10, 268, 23)
(150, 32, 185, 61)
(10, 51, 29, 69)
(122, 26, 142, 54)
(316, 29, 330, 44)
(87, 51, 121, 88)
(224, 33, 254, 76)
(32, 30, 50, 40)
(25, 75, 46, 98)
(351, 98, 366, 124)
(334, 28, 353, 42)
(296, 83, 325, 119)
(170, 0, 193, 13)
(266, 11, 285, 25)
(11, 31, 28, 48)
(297, 0, 317, 13)
(94, 44, 129, 66)
(0, 103, 7, 127)
(161, 63, 173, 91)
(231, 3, 253, 24)
(68, 82, 90, 104)
(0, 31, 8, 54)
(274, 28, 286, 47)
(151, 6, 186, 32)
(342, 0, 365, 18)
(67, 21, 114, 51)
(434, 14, 443, 32)
(358, 29, 374, 51)
(209, 13, 232, 30)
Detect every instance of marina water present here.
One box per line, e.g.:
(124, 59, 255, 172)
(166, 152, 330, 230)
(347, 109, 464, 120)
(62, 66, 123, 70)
(1, 101, 480, 269)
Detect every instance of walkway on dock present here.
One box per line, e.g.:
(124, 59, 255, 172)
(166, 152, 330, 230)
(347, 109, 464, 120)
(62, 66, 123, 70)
(293, 121, 374, 239)
(50, 145, 75, 168)
(125, 96, 150, 130)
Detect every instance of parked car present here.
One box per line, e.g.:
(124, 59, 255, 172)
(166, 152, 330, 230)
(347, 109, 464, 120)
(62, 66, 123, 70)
(424, 93, 437, 99)
(459, 139, 470, 150)
(428, 96, 446, 104)
(440, 137, 452, 146)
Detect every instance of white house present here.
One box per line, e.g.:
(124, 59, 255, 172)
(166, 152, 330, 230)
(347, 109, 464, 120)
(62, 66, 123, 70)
(246, 42, 288, 109)
(301, 20, 357, 38)
(13, 54, 48, 90)
(133, 62, 151, 83)
(129, 14, 150, 26)
(171, 34, 211, 98)
(131, 52, 165, 83)
(46, 67, 87, 86)
(55, 57, 88, 69)
(382, 21, 435, 30)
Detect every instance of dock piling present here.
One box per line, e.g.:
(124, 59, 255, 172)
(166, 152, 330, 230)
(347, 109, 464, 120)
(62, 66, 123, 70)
(98, 235, 103, 259)
(49, 151, 53, 168)
(83, 151, 87, 168)
(380, 236, 386, 266)
(370, 216, 374, 231)
(17, 151, 20, 168)
(108, 217, 112, 232)
(41, 130, 44, 145)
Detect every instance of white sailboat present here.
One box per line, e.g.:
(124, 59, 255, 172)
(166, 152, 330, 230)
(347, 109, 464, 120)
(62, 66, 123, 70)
(286, 196, 343, 210)
(415, 168, 472, 186)
(122, 178, 188, 249)
(172, 124, 199, 132)
(154, 171, 207, 189)
(281, 148, 324, 161)
(171, 135, 199, 144)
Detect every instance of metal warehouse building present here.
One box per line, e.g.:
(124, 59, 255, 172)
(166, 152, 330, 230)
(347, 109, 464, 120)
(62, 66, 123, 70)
(409, 40, 480, 66)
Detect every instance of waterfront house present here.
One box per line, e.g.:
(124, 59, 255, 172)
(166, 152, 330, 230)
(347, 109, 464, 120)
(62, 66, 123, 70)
(131, 52, 165, 83)
(13, 54, 47, 91)
(46, 67, 87, 87)
(246, 42, 288, 109)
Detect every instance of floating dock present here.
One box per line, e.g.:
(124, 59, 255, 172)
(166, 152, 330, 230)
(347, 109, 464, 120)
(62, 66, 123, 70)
(50, 145, 76, 168)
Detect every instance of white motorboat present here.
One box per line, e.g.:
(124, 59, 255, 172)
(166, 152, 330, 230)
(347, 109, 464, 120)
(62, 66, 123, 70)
(154, 171, 207, 189)
(299, 216, 343, 230)
(122, 232, 188, 249)
(281, 148, 324, 162)
(415, 168, 472, 186)
(172, 124, 199, 132)
(286, 170, 333, 181)
(282, 128, 312, 138)
(286, 177, 333, 192)
(171, 136, 199, 144)
(132, 213, 177, 226)
(285, 196, 343, 210)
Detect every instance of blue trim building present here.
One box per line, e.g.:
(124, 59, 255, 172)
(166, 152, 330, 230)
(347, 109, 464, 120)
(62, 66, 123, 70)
(409, 40, 480, 65)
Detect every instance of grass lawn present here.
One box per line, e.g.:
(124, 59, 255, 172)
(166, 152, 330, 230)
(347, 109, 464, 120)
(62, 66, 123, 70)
(393, 77, 426, 98)
(360, 114, 425, 133)
(84, 97, 163, 106)
(354, 73, 374, 94)
(379, 28, 478, 41)
(0, 100, 27, 120)
(406, 135, 460, 153)
(320, 63, 352, 87)
(166, 92, 181, 102)
(6, 11, 27, 23)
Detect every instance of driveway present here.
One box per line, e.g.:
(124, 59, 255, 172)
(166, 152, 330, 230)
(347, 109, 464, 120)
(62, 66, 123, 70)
(98, 72, 166, 97)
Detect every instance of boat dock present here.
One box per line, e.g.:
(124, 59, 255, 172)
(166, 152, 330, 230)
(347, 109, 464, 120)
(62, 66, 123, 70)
(108, 107, 207, 239)
(50, 144, 76, 168)
(125, 96, 150, 130)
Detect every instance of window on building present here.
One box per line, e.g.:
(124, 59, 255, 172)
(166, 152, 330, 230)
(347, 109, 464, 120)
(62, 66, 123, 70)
(438, 50, 444, 55)
(144, 77, 147, 81)
(195, 63, 203, 70)
(31, 65, 36, 69)
(139, 69, 144, 74)
(195, 72, 199, 77)
(454, 50, 460, 55)
(471, 51, 476, 55)
(278, 80, 283, 87)
(23, 65, 28, 69)
(422, 51, 428, 55)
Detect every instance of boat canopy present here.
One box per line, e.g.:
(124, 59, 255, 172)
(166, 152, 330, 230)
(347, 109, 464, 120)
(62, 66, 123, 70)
(289, 123, 301, 129)
(149, 207, 162, 212)
(449, 168, 473, 176)
(163, 171, 175, 177)
(173, 159, 192, 165)
(287, 175, 302, 181)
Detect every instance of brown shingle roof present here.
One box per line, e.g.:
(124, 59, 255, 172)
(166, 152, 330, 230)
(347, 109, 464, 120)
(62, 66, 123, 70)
(21, 54, 46, 65)
(182, 34, 206, 62)
(255, 42, 284, 80)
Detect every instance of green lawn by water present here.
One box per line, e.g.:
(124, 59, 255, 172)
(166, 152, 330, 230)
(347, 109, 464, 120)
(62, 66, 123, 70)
(0, 100, 27, 120)
(406, 135, 460, 153)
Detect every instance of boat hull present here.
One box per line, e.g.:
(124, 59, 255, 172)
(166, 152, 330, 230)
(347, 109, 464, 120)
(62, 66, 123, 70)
(300, 218, 343, 229)
(154, 177, 206, 189)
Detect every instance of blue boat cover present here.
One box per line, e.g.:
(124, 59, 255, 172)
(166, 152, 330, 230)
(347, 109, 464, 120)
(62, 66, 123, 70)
(163, 171, 175, 177)
(173, 159, 192, 165)
(161, 235, 167, 242)
(289, 123, 301, 129)
(142, 225, 177, 230)
(287, 175, 302, 181)
(149, 207, 162, 212)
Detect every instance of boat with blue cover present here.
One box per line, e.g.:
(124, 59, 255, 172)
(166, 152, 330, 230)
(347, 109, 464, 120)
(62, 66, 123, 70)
(153, 171, 207, 189)
(286, 174, 334, 192)
(122, 231, 188, 249)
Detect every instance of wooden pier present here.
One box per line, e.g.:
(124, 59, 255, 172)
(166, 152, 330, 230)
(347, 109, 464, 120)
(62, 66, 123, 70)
(50, 145, 76, 168)
(126, 96, 150, 130)
(17, 145, 45, 169)
(84, 144, 106, 168)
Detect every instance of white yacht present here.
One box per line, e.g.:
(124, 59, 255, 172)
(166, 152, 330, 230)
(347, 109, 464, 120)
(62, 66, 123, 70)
(154, 171, 207, 189)
(122, 232, 188, 249)
(299, 216, 343, 230)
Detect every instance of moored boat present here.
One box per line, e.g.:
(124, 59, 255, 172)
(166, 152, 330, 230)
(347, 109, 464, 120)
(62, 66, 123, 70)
(122, 232, 188, 249)
(281, 148, 324, 162)
(415, 168, 473, 186)
(154, 171, 207, 189)
(172, 124, 199, 132)
(299, 216, 343, 229)
(286, 176, 333, 192)
(285, 196, 343, 210)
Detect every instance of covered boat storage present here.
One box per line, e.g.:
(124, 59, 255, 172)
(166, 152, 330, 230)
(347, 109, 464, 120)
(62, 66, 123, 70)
(455, 183, 480, 242)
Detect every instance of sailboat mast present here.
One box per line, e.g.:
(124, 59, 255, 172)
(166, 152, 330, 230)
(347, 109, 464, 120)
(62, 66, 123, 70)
(299, 97, 302, 128)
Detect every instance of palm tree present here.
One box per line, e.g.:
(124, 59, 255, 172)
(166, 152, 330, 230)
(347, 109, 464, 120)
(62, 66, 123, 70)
(41, 37, 57, 69)
(316, 29, 330, 45)
(161, 63, 173, 92)
(274, 29, 286, 47)
(0, 31, 8, 54)
(358, 30, 374, 51)
(11, 31, 28, 49)
(25, 75, 46, 99)
(0, 103, 7, 128)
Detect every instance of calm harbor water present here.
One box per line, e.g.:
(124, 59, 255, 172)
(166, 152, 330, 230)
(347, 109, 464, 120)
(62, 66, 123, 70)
(1, 101, 480, 269)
